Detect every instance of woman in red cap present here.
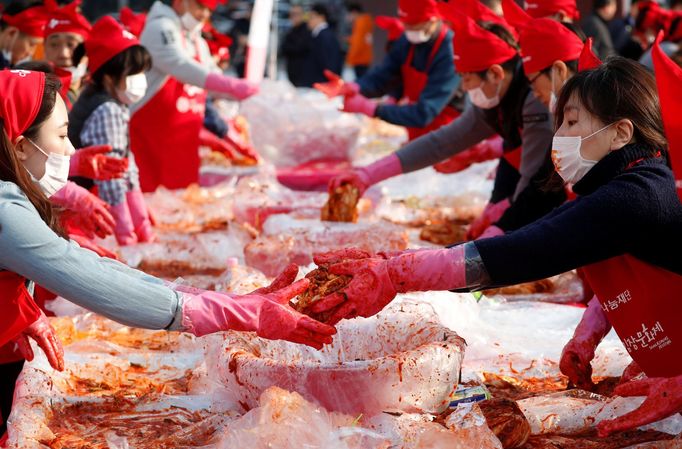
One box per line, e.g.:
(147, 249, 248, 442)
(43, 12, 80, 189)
(0, 70, 335, 436)
(0, 1, 48, 69)
(129, 0, 259, 192)
(310, 56, 682, 438)
(42, 0, 91, 108)
(330, 13, 555, 240)
(315, 0, 461, 142)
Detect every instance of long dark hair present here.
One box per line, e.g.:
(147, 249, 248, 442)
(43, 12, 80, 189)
(554, 57, 668, 156)
(0, 74, 66, 237)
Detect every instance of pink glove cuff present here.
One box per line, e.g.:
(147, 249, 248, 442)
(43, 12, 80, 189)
(205, 73, 258, 100)
(358, 153, 403, 187)
(50, 181, 85, 208)
(387, 245, 466, 293)
(181, 292, 260, 337)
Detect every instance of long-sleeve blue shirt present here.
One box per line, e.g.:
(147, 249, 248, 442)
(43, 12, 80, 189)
(358, 27, 460, 129)
(0, 181, 184, 330)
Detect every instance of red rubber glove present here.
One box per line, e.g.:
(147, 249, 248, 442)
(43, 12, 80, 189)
(467, 198, 511, 240)
(13, 311, 64, 371)
(328, 153, 403, 198)
(70, 234, 119, 260)
(199, 127, 237, 160)
(620, 361, 644, 384)
(310, 246, 467, 325)
(478, 225, 504, 239)
(205, 73, 259, 101)
(559, 296, 612, 391)
(51, 182, 115, 239)
(226, 119, 260, 163)
(314, 70, 359, 98)
(343, 93, 377, 117)
(434, 137, 504, 174)
(597, 375, 682, 437)
(181, 278, 337, 349)
(69, 145, 128, 180)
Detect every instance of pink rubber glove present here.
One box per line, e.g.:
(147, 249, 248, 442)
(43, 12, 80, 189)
(310, 246, 466, 325)
(478, 225, 504, 239)
(181, 278, 337, 349)
(205, 73, 259, 101)
(51, 181, 115, 239)
(313, 70, 359, 98)
(70, 234, 119, 260)
(467, 198, 511, 240)
(126, 190, 156, 243)
(13, 311, 64, 371)
(559, 296, 612, 391)
(597, 375, 682, 437)
(434, 136, 504, 174)
(69, 145, 128, 180)
(343, 93, 377, 117)
(109, 200, 138, 246)
(328, 153, 403, 197)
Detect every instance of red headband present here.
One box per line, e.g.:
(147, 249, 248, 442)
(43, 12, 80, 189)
(0, 70, 46, 142)
(86, 16, 140, 75)
(120, 7, 147, 38)
(196, 0, 227, 11)
(439, 0, 518, 40)
(44, 0, 91, 40)
(524, 0, 580, 21)
(2, 6, 48, 38)
(652, 31, 682, 201)
(398, 0, 441, 25)
(375, 16, 405, 42)
(578, 38, 603, 71)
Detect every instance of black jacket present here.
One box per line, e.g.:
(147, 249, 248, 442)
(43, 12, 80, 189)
(281, 23, 312, 87)
(298, 25, 342, 88)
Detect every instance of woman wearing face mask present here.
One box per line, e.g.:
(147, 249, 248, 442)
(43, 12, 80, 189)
(129, 0, 259, 192)
(42, 0, 91, 109)
(330, 12, 554, 241)
(0, 1, 47, 69)
(68, 17, 155, 246)
(0, 69, 336, 436)
(309, 56, 682, 436)
(315, 0, 461, 142)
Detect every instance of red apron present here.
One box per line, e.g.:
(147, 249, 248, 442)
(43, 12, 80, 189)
(0, 271, 41, 363)
(129, 34, 207, 192)
(583, 255, 682, 378)
(502, 145, 522, 171)
(401, 26, 460, 141)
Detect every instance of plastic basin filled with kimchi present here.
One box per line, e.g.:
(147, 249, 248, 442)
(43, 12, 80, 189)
(214, 302, 466, 416)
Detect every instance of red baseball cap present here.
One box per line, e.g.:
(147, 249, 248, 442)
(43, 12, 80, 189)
(445, 10, 517, 73)
(44, 0, 91, 40)
(2, 5, 48, 38)
(398, 0, 441, 25)
(525, 0, 580, 21)
(502, 0, 583, 74)
(85, 16, 140, 74)
(0, 69, 46, 142)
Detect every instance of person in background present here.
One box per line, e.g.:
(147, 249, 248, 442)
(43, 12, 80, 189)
(42, 0, 91, 108)
(0, 0, 47, 69)
(228, 1, 251, 78)
(345, 3, 373, 79)
(582, 0, 618, 58)
(315, 0, 460, 142)
(281, 4, 311, 87)
(129, 0, 259, 192)
(299, 3, 343, 87)
(69, 17, 155, 246)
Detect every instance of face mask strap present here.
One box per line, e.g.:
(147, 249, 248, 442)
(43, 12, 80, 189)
(26, 138, 50, 158)
(581, 122, 614, 142)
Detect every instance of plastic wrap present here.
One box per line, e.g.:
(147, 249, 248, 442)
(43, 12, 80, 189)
(240, 81, 362, 167)
(210, 302, 466, 416)
(244, 215, 409, 277)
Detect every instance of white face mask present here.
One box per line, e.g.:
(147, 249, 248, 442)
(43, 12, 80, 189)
(180, 2, 203, 35)
(469, 77, 502, 109)
(25, 138, 71, 197)
(405, 30, 431, 44)
(117, 73, 148, 105)
(551, 123, 613, 184)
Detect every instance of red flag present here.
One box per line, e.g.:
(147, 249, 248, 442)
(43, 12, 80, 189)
(651, 31, 682, 201)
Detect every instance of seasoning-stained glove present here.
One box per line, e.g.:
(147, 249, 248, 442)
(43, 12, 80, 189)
(205, 73, 259, 101)
(597, 375, 682, 437)
(199, 127, 237, 160)
(13, 311, 64, 371)
(343, 93, 377, 117)
(560, 296, 612, 391)
(314, 70, 359, 98)
(310, 246, 467, 325)
(70, 234, 119, 260)
(328, 153, 403, 197)
(434, 136, 504, 174)
(467, 198, 511, 240)
(51, 181, 115, 239)
(180, 278, 337, 349)
(69, 145, 128, 180)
